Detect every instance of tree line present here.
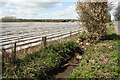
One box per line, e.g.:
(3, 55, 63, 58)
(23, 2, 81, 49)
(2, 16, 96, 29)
(1, 16, 79, 22)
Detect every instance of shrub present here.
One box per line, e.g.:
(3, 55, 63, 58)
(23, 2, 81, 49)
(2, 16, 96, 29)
(76, 0, 111, 40)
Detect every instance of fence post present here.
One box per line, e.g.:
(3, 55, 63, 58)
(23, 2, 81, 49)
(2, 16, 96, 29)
(42, 36, 47, 48)
(60, 33, 62, 42)
(78, 30, 80, 35)
(13, 42, 16, 63)
(70, 31, 72, 37)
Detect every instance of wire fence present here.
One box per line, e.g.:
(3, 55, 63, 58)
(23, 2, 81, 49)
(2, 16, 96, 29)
(1, 29, 83, 60)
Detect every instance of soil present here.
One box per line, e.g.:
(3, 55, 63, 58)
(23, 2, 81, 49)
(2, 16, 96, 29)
(52, 39, 87, 79)
(53, 57, 80, 79)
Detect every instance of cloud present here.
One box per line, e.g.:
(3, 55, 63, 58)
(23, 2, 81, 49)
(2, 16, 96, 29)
(35, 4, 77, 19)
(15, 4, 77, 19)
(1, 1, 61, 10)
(2, 0, 118, 19)
(2, 0, 76, 2)
(1, 1, 64, 18)
(1, 0, 77, 19)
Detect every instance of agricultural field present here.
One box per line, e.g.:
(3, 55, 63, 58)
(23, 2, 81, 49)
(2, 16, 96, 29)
(0, 22, 82, 53)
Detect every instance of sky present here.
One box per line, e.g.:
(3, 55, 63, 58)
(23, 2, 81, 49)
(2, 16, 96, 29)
(0, 0, 119, 19)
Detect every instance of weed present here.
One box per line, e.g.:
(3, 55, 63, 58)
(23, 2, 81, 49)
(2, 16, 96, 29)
(68, 22, 120, 78)
(2, 40, 79, 79)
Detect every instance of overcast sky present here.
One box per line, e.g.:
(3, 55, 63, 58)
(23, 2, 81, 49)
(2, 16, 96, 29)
(0, 0, 119, 19)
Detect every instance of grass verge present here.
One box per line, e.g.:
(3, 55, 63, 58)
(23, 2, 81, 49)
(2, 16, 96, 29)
(68, 23, 120, 78)
(3, 40, 80, 79)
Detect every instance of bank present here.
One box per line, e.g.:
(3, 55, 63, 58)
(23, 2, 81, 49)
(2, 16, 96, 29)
(68, 23, 120, 78)
(2, 22, 120, 79)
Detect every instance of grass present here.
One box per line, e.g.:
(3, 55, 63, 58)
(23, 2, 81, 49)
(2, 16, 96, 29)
(2, 40, 80, 79)
(2, 22, 120, 79)
(68, 22, 120, 78)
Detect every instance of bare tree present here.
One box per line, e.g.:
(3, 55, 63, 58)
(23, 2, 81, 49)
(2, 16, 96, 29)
(76, 0, 111, 40)
(114, 2, 120, 21)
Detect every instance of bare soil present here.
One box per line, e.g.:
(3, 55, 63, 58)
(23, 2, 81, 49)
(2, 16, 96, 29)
(54, 57, 80, 79)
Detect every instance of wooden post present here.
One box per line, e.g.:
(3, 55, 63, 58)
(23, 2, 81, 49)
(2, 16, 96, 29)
(60, 33, 62, 43)
(70, 31, 72, 37)
(78, 30, 79, 34)
(42, 36, 47, 48)
(13, 42, 16, 63)
(78, 30, 80, 35)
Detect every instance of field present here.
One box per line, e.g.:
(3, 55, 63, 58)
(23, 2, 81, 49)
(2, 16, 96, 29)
(0, 22, 82, 54)
(2, 22, 120, 79)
